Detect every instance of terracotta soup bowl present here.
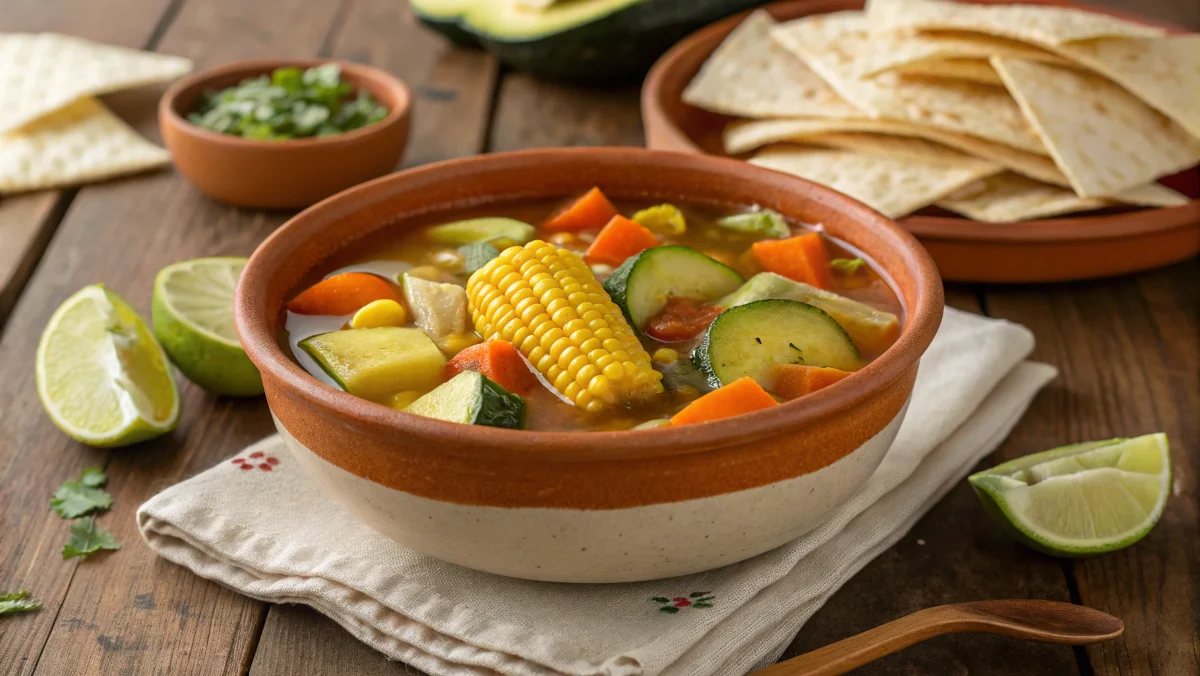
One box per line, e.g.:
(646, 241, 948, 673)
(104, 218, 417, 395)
(235, 148, 944, 583)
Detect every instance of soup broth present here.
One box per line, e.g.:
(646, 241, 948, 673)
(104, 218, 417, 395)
(282, 189, 904, 432)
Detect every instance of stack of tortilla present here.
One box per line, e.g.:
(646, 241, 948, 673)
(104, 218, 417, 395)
(682, 0, 1200, 221)
(0, 34, 192, 194)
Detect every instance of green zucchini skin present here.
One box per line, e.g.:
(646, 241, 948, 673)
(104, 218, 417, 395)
(602, 245, 742, 334)
(692, 299, 862, 389)
(412, 0, 762, 81)
(474, 376, 526, 429)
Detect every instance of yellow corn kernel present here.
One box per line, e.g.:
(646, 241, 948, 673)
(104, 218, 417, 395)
(406, 265, 443, 281)
(547, 232, 580, 249)
(387, 390, 424, 410)
(350, 299, 408, 329)
(651, 348, 678, 364)
(436, 332, 482, 357)
(466, 240, 662, 411)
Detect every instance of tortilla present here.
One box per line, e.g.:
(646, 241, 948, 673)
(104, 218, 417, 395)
(1051, 36, 1200, 141)
(847, 29, 1068, 79)
(0, 98, 170, 194)
(0, 33, 192, 134)
(938, 172, 1188, 222)
(992, 57, 1200, 197)
(891, 58, 1003, 85)
(791, 132, 996, 169)
(865, 0, 1164, 45)
(681, 10, 863, 119)
(771, 13, 1048, 155)
(724, 117, 1067, 186)
(749, 144, 999, 218)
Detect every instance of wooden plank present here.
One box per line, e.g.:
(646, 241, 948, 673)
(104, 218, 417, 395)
(244, 3, 499, 674)
(0, 0, 176, 326)
(489, 76, 643, 151)
(0, 1, 178, 673)
(249, 605, 412, 676)
(783, 286, 1080, 674)
(983, 259, 1200, 676)
(0, 2, 348, 675)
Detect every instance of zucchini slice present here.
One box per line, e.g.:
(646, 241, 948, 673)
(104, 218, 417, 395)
(405, 370, 524, 429)
(298, 327, 446, 401)
(427, 217, 535, 247)
(717, 272, 899, 355)
(692, 299, 861, 388)
(602, 246, 742, 331)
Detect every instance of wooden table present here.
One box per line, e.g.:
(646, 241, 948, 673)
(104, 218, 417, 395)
(1, 1, 1196, 674)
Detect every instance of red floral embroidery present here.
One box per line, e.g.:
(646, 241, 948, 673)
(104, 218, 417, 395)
(230, 453, 281, 472)
(652, 592, 714, 613)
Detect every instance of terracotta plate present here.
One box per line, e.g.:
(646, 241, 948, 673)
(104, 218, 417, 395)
(642, 0, 1200, 283)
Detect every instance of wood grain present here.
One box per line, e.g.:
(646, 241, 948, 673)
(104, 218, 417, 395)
(249, 605, 413, 676)
(983, 260, 1200, 676)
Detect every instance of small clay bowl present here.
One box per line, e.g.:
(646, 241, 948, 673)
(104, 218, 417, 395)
(160, 59, 411, 209)
(235, 148, 944, 583)
(642, 0, 1200, 283)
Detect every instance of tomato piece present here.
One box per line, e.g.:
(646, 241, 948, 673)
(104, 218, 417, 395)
(644, 297, 724, 343)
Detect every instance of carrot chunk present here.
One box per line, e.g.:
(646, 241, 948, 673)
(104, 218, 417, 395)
(287, 273, 402, 316)
(751, 233, 833, 289)
(770, 364, 852, 400)
(543, 187, 619, 233)
(584, 215, 659, 266)
(670, 377, 778, 426)
(444, 340, 539, 394)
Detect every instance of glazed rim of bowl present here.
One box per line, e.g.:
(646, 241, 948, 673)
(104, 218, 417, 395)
(235, 147, 944, 462)
(640, 0, 1199, 243)
(160, 58, 411, 148)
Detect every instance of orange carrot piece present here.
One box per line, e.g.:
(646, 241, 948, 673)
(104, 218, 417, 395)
(584, 215, 659, 266)
(287, 273, 402, 316)
(444, 340, 539, 394)
(770, 364, 852, 400)
(751, 233, 833, 289)
(543, 187, 619, 233)
(670, 377, 778, 426)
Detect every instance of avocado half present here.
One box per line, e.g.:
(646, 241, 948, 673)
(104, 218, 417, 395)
(410, 0, 762, 80)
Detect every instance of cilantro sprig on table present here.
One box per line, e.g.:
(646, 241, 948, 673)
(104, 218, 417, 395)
(187, 63, 389, 140)
(62, 517, 121, 560)
(49, 468, 120, 560)
(0, 591, 41, 617)
(50, 467, 112, 518)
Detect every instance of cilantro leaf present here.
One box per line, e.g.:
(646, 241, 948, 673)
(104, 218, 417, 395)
(62, 518, 120, 560)
(0, 590, 41, 616)
(50, 468, 113, 518)
(830, 258, 866, 274)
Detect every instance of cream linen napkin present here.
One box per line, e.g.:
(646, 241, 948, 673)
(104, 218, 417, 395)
(137, 307, 1056, 676)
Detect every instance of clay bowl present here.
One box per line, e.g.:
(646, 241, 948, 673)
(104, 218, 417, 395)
(235, 148, 943, 583)
(160, 59, 411, 209)
(642, 0, 1200, 283)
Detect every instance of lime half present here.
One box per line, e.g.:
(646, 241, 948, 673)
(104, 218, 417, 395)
(969, 433, 1171, 557)
(152, 257, 263, 397)
(37, 285, 179, 447)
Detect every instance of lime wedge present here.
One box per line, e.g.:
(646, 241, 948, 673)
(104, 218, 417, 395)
(152, 257, 263, 397)
(969, 433, 1171, 557)
(37, 285, 179, 447)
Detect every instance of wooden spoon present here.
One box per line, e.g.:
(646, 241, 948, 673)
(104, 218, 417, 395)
(755, 600, 1123, 676)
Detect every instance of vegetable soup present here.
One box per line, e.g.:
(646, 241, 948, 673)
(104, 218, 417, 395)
(282, 188, 903, 431)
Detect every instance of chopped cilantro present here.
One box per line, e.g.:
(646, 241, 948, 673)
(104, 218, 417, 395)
(830, 257, 867, 274)
(50, 468, 113, 519)
(62, 518, 120, 560)
(187, 64, 389, 140)
(0, 591, 41, 617)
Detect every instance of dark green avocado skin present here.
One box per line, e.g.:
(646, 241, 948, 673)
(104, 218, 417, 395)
(414, 0, 762, 81)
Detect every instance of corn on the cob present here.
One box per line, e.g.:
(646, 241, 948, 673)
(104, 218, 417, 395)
(466, 240, 663, 411)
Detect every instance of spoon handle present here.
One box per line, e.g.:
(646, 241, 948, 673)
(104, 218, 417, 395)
(754, 600, 1122, 676)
